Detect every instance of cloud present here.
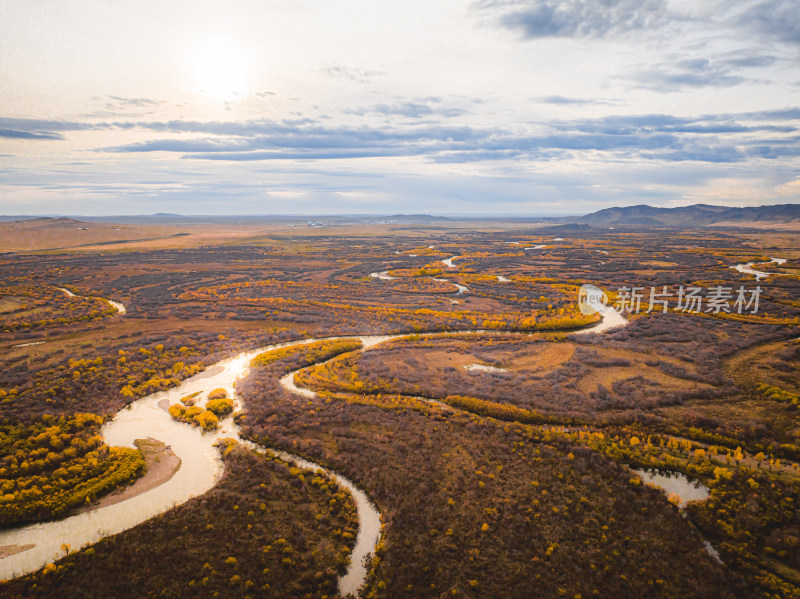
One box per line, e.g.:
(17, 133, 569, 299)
(626, 51, 779, 92)
(0, 118, 96, 140)
(642, 146, 747, 163)
(736, 0, 800, 45)
(182, 148, 429, 161)
(720, 52, 778, 69)
(345, 98, 468, 119)
(480, 0, 800, 49)
(549, 112, 796, 135)
(629, 58, 745, 91)
(4, 107, 798, 166)
(534, 95, 616, 105)
(3, 153, 797, 216)
(101, 96, 163, 108)
(0, 117, 94, 133)
(85, 107, 799, 165)
(82, 95, 166, 118)
(774, 177, 800, 197)
(320, 66, 384, 83)
(0, 129, 64, 140)
(103, 122, 484, 160)
(477, 0, 671, 39)
(744, 108, 800, 121)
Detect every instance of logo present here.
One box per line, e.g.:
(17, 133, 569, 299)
(578, 284, 608, 315)
(577, 284, 762, 316)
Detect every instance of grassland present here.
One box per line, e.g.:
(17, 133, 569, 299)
(0, 221, 798, 597)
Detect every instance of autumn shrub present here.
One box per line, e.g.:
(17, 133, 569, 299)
(0, 414, 145, 526)
(237, 366, 740, 599)
(0, 446, 358, 598)
(250, 339, 363, 369)
(0, 284, 116, 332)
(0, 335, 214, 422)
(169, 404, 219, 431)
(687, 469, 800, 596)
(195, 411, 219, 431)
(206, 398, 234, 418)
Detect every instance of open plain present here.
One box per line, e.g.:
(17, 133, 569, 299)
(0, 219, 798, 597)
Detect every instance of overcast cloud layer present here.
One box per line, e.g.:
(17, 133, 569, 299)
(1, 0, 798, 215)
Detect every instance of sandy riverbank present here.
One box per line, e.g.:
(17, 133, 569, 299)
(75, 438, 181, 515)
(0, 439, 180, 563)
(0, 544, 36, 559)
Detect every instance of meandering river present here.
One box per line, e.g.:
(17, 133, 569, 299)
(8, 245, 777, 590)
(0, 298, 628, 591)
(0, 338, 381, 596)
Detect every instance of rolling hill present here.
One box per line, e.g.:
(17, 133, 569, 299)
(569, 203, 800, 228)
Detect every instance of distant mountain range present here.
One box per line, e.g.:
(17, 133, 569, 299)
(2, 206, 798, 228)
(568, 203, 800, 228)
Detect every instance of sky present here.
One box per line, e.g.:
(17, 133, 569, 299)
(1, 0, 799, 216)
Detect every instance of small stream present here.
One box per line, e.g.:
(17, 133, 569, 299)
(58, 287, 126, 315)
(442, 255, 460, 268)
(572, 306, 627, 334)
(731, 257, 786, 281)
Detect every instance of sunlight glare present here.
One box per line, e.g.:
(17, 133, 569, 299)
(193, 40, 249, 100)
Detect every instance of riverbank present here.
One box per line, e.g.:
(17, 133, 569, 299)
(75, 439, 180, 515)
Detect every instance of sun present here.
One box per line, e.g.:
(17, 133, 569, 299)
(193, 40, 249, 100)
